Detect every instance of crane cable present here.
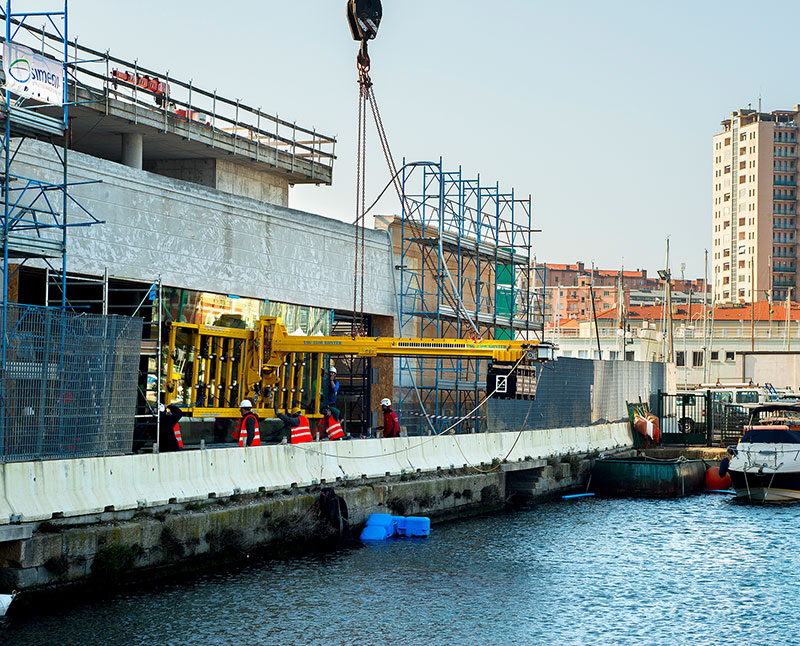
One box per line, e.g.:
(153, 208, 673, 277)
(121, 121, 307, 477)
(351, 51, 481, 341)
(352, 61, 369, 339)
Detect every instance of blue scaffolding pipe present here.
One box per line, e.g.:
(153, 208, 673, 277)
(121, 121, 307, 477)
(0, 1, 102, 456)
(397, 158, 542, 435)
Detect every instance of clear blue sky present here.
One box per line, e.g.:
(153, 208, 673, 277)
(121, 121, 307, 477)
(40, 1, 800, 278)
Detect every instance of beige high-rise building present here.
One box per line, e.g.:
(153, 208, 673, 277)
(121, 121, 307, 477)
(712, 107, 798, 303)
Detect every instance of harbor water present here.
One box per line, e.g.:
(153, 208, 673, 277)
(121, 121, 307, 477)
(2, 494, 798, 645)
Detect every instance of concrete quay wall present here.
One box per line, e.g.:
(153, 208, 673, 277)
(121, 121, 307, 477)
(0, 424, 632, 592)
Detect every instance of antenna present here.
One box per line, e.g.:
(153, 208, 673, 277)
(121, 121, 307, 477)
(758, 93, 762, 112)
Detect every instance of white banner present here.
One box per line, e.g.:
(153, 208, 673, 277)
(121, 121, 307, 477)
(3, 42, 63, 105)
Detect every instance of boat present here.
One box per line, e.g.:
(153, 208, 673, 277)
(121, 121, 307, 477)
(0, 591, 16, 617)
(728, 403, 800, 503)
(592, 456, 707, 497)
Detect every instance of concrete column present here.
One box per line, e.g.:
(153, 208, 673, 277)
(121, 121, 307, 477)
(121, 132, 143, 169)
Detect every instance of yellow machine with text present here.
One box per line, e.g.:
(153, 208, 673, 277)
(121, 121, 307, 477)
(164, 316, 554, 419)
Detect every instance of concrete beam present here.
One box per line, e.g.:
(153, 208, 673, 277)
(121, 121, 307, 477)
(0, 524, 33, 542)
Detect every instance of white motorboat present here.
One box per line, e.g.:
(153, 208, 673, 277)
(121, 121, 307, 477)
(728, 404, 800, 503)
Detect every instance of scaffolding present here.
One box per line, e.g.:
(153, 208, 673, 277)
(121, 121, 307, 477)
(397, 159, 545, 434)
(0, 1, 105, 458)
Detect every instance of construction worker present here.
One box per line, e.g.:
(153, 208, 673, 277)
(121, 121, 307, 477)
(276, 408, 313, 444)
(375, 398, 400, 438)
(327, 366, 340, 405)
(317, 404, 345, 440)
(158, 402, 184, 452)
(326, 366, 341, 421)
(234, 399, 261, 447)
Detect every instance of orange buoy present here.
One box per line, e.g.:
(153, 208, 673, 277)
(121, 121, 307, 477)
(705, 466, 732, 491)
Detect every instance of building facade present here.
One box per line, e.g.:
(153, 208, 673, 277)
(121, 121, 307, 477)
(713, 107, 800, 304)
(547, 301, 800, 387)
(538, 261, 707, 321)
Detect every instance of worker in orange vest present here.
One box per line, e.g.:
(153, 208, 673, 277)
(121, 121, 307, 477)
(234, 399, 261, 447)
(317, 405, 345, 440)
(158, 402, 184, 451)
(276, 408, 314, 444)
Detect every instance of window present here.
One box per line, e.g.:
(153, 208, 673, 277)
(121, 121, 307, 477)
(625, 351, 635, 361)
(692, 351, 703, 367)
(725, 351, 735, 361)
(578, 350, 588, 359)
(711, 351, 719, 361)
(676, 351, 685, 367)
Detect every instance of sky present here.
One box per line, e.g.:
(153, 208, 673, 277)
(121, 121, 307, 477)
(20, 0, 800, 278)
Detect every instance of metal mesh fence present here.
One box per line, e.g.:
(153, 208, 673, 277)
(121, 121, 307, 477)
(486, 358, 667, 432)
(1, 305, 143, 462)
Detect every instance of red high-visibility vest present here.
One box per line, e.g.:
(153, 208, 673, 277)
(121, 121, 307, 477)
(323, 415, 344, 440)
(173, 422, 183, 449)
(236, 413, 261, 447)
(291, 415, 313, 444)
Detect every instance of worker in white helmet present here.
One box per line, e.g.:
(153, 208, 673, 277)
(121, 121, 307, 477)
(326, 364, 341, 421)
(375, 397, 399, 439)
(233, 399, 261, 447)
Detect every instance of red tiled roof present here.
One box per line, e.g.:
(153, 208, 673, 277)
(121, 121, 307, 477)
(546, 301, 800, 326)
(542, 264, 580, 272)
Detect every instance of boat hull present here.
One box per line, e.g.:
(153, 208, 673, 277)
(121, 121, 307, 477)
(592, 458, 707, 497)
(729, 470, 800, 503)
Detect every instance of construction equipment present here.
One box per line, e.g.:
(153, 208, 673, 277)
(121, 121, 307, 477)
(163, 316, 555, 419)
(347, 0, 382, 69)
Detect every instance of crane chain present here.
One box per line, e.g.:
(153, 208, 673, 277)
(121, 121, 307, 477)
(352, 49, 481, 341)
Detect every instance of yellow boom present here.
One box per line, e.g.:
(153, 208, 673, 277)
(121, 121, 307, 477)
(164, 316, 554, 418)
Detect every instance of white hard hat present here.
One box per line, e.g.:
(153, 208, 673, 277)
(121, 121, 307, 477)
(380, 398, 391, 407)
(329, 366, 337, 374)
(239, 399, 253, 408)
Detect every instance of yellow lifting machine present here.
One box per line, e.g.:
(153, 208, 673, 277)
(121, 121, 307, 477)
(163, 317, 555, 419)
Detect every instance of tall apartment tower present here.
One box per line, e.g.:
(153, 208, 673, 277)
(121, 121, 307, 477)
(712, 107, 798, 303)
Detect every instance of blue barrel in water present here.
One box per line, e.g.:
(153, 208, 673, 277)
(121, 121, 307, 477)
(402, 516, 431, 537)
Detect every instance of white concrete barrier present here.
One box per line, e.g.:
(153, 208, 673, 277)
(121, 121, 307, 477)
(0, 423, 633, 524)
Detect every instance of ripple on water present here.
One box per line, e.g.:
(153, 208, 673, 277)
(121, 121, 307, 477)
(2, 495, 799, 646)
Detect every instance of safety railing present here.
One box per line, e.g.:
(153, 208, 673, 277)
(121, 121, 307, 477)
(0, 19, 336, 177)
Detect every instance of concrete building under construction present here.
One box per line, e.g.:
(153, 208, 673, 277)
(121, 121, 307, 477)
(3, 20, 552, 444)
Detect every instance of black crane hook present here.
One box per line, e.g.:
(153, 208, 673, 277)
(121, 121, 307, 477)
(347, 0, 382, 72)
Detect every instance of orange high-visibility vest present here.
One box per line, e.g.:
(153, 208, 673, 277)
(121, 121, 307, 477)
(323, 415, 344, 440)
(173, 422, 183, 449)
(291, 415, 313, 444)
(236, 413, 261, 447)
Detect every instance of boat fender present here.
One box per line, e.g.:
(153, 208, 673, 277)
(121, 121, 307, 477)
(319, 487, 353, 541)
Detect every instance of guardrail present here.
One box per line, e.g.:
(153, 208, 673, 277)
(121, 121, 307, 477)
(0, 19, 337, 176)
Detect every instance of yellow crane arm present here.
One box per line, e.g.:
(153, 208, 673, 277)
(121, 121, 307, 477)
(164, 316, 554, 418)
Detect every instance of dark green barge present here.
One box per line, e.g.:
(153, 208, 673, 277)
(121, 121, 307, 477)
(592, 457, 707, 497)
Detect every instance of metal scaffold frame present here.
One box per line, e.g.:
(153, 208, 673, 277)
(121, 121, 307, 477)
(0, 1, 105, 456)
(398, 159, 545, 434)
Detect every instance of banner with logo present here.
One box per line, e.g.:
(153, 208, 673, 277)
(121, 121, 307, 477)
(3, 42, 63, 105)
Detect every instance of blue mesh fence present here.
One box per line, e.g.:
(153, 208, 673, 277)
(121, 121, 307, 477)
(1, 305, 143, 462)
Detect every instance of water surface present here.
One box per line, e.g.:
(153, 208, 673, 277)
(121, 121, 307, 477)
(2, 495, 797, 645)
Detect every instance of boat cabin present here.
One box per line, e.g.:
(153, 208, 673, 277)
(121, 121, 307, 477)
(741, 404, 800, 444)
